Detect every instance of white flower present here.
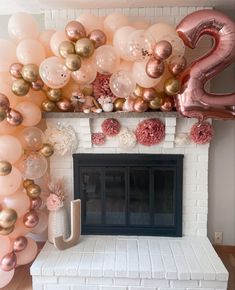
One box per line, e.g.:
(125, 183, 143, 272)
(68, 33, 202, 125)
(118, 128, 137, 149)
(175, 133, 190, 146)
(44, 124, 78, 156)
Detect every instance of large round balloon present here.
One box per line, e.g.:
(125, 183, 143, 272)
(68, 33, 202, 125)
(77, 13, 103, 34)
(71, 59, 97, 85)
(39, 29, 56, 57)
(8, 217, 31, 240)
(18, 152, 48, 180)
(0, 236, 11, 261)
(0, 135, 22, 163)
(0, 268, 14, 288)
(50, 31, 68, 57)
(109, 70, 136, 98)
(94, 45, 120, 74)
(146, 23, 177, 43)
(39, 56, 71, 89)
(18, 127, 44, 151)
(16, 39, 46, 66)
(31, 211, 48, 234)
(113, 26, 135, 61)
(104, 13, 129, 39)
(15, 102, 42, 127)
(16, 237, 37, 266)
(0, 166, 22, 196)
(8, 12, 39, 41)
(0, 120, 18, 135)
(0, 40, 17, 72)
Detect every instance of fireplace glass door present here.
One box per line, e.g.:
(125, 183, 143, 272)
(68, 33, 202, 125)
(74, 154, 183, 237)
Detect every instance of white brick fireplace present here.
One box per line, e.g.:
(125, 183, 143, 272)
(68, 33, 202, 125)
(31, 5, 229, 290)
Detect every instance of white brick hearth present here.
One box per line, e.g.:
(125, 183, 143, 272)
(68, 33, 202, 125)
(31, 235, 228, 290)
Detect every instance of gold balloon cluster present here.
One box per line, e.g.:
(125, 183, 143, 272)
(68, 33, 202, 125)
(10, 63, 44, 96)
(0, 208, 18, 235)
(59, 20, 107, 71)
(42, 88, 72, 112)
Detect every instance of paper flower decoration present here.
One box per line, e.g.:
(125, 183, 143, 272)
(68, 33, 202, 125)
(190, 121, 214, 144)
(101, 118, 121, 137)
(118, 128, 137, 149)
(92, 132, 106, 145)
(135, 118, 165, 146)
(93, 73, 115, 100)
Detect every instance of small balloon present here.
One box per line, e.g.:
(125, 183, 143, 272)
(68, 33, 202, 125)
(31, 79, 44, 91)
(26, 183, 41, 198)
(21, 64, 39, 83)
(15, 237, 37, 266)
(46, 88, 62, 102)
(30, 196, 42, 210)
(160, 96, 175, 112)
(146, 58, 165, 78)
(41, 100, 56, 112)
(109, 70, 136, 98)
(0, 208, 17, 229)
(18, 127, 44, 151)
(6, 109, 23, 126)
(149, 95, 164, 110)
(13, 236, 28, 253)
(0, 252, 17, 272)
(143, 88, 158, 101)
(12, 79, 30, 96)
(23, 211, 39, 228)
(0, 161, 12, 176)
(0, 94, 10, 111)
(65, 21, 86, 42)
(0, 111, 6, 122)
(56, 98, 72, 111)
(88, 29, 107, 48)
(168, 56, 187, 76)
(75, 38, 95, 58)
(23, 179, 34, 189)
(122, 96, 136, 112)
(0, 226, 14, 236)
(58, 41, 75, 58)
(133, 85, 144, 98)
(65, 54, 81, 71)
(164, 77, 180, 96)
(9, 63, 23, 79)
(39, 143, 54, 158)
(113, 98, 126, 111)
(134, 97, 148, 112)
(153, 40, 172, 60)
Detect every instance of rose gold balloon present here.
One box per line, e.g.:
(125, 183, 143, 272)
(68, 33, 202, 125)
(134, 97, 148, 112)
(0, 252, 17, 271)
(23, 211, 39, 228)
(0, 94, 10, 111)
(9, 63, 23, 79)
(30, 197, 42, 210)
(143, 88, 157, 101)
(6, 109, 23, 126)
(122, 96, 135, 112)
(56, 98, 72, 111)
(168, 56, 187, 76)
(160, 96, 175, 112)
(176, 9, 235, 121)
(13, 236, 28, 253)
(153, 40, 172, 60)
(146, 58, 165, 78)
(88, 29, 107, 48)
(65, 21, 86, 42)
(31, 79, 44, 91)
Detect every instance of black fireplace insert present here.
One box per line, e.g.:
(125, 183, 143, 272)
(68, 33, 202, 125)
(73, 154, 183, 237)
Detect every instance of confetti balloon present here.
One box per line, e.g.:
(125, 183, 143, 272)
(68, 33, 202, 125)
(18, 127, 44, 151)
(72, 59, 97, 85)
(109, 70, 136, 98)
(113, 26, 135, 61)
(39, 56, 71, 89)
(94, 45, 120, 74)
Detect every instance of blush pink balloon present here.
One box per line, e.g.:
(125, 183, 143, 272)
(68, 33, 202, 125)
(0, 166, 22, 196)
(0, 135, 22, 163)
(0, 120, 18, 135)
(50, 31, 68, 57)
(16, 237, 37, 266)
(18, 127, 44, 151)
(0, 237, 11, 261)
(146, 23, 177, 43)
(113, 26, 135, 61)
(109, 70, 136, 98)
(16, 39, 46, 66)
(39, 29, 56, 57)
(8, 12, 39, 41)
(0, 40, 17, 72)
(3, 188, 30, 218)
(77, 13, 104, 34)
(15, 102, 42, 127)
(132, 61, 162, 88)
(94, 45, 120, 74)
(31, 211, 48, 234)
(8, 218, 31, 240)
(118, 61, 133, 72)
(24, 90, 46, 107)
(0, 72, 19, 107)
(0, 268, 14, 288)
(104, 13, 129, 39)
(132, 19, 150, 30)
(72, 59, 97, 85)
(39, 56, 71, 89)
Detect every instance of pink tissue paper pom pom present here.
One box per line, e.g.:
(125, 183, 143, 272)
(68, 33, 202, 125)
(190, 121, 214, 144)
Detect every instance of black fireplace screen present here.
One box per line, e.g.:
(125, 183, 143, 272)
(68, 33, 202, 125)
(73, 154, 183, 237)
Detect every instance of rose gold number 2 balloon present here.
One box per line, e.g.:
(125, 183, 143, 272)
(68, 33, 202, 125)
(175, 9, 235, 121)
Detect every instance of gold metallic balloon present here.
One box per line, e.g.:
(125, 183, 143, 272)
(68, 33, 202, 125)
(41, 100, 56, 112)
(0, 161, 12, 176)
(23, 179, 34, 189)
(26, 184, 41, 198)
(0, 110, 6, 122)
(12, 79, 30, 96)
(133, 85, 144, 98)
(21, 64, 39, 83)
(81, 85, 93, 96)
(143, 88, 157, 101)
(39, 143, 54, 158)
(0, 225, 14, 235)
(164, 77, 180, 96)
(59, 41, 75, 58)
(65, 54, 81, 71)
(0, 208, 17, 229)
(46, 88, 62, 102)
(75, 38, 95, 58)
(149, 95, 164, 110)
(113, 98, 125, 111)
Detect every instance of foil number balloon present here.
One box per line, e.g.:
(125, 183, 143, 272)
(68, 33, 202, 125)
(175, 9, 235, 121)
